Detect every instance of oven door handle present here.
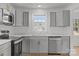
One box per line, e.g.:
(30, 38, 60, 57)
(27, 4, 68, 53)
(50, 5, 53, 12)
(14, 39, 23, 44)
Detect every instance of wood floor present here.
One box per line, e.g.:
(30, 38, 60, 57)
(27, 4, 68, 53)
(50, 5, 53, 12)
(73, 46, 79, 56)
(22, 46, 79, 56)
(22, 53, 69, 56)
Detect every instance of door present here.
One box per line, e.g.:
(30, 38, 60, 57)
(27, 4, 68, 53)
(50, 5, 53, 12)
(61, 36, 70, 53)
(39, 38, 48, 55)
(22, 37, 30, 55)
(63, 10, 70, 26)
(23, 12, 29, 26)
(0, 46, 11, 56)
(56, 10, 70, 27)
(30, 36, 48, 55)
(50, 12, 56, 27)
(30, 39, 40, 53)
(3, 47, 11, 56)
(56, 11, 63, 27)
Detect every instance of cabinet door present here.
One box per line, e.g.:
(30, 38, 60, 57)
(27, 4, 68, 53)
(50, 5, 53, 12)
(15, 10, 23, 26)
(23, 12, 29, 26)
(63, 10, 70, 26)
(0, 9, 2, 24)
(22, 37, 30, 54)
(39, 38, 48, 53)
(15, 10, 29, 26)
(4, 47, 11, 56)
(61, 36, 70, 53)
(30, 39, 39, 53)
(56, 11, 63, 27)
(0, 46, 11, 56)
(56, 10, 70, 27)
(50, 12, 56, 27)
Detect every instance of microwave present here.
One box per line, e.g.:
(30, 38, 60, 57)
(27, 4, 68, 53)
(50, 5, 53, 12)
(2, 13, 14, 25)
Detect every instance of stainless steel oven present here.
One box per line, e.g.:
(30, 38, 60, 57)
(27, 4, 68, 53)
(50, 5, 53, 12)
(11, 38, 23, 56)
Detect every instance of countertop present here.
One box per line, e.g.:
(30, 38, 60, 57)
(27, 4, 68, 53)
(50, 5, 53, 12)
(0, 40, 11, 46)
(9, 35, 32, 37)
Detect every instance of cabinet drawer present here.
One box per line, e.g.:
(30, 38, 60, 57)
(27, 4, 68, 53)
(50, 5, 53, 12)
(0, 42, 11, 51)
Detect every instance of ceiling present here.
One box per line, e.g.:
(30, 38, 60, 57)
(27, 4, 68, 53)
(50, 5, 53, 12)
(11, 3, 72, 9)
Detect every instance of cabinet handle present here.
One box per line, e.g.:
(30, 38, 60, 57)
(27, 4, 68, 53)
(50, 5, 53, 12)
(38, 41, 40, 45)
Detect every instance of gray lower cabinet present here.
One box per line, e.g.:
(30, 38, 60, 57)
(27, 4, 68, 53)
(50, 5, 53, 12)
(30, 37, 48, 54)
(1, 47, 11, 56)
(22, 36, 48, 55)
(0, 42, 11, 56)
(61, 36, 70, 53)
(48, 36, 70, 54)
(30, 39, 39, 53)
(22, 36, 70, 55)
(39, 38, 48, 53)
(22, 37, 30, 54)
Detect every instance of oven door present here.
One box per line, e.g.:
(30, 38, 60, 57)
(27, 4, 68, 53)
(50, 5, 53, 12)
(14, 41, 22, 56)
(12, 39, 23, 56)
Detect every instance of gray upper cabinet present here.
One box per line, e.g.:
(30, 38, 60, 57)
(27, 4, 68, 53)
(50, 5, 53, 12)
(15, 10, 23, 26)
(23, 12, 29, 27)
(56, 10, 70, 27)
(15, 10, 29, 27)
(63, 10, 70, 26)
(50, 12, 56, 27)
(56, 11, 63, 27)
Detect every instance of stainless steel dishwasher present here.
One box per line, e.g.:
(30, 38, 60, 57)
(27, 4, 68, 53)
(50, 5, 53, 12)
(48, 36, 70, 55)
(48, 36, 62, 55)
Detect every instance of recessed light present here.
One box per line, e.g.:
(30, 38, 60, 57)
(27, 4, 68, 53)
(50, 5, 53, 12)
(38, 5, 41, 7)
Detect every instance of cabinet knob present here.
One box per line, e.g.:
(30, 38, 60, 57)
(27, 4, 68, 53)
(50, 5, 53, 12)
(38, 41, 40, 45)
(1, 53, 4, 56)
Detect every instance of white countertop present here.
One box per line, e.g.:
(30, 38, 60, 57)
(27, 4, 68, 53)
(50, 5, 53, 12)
(9, 34, 70, 37)
(0, 40, 11, 46)
(10, 35, 32, 37)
